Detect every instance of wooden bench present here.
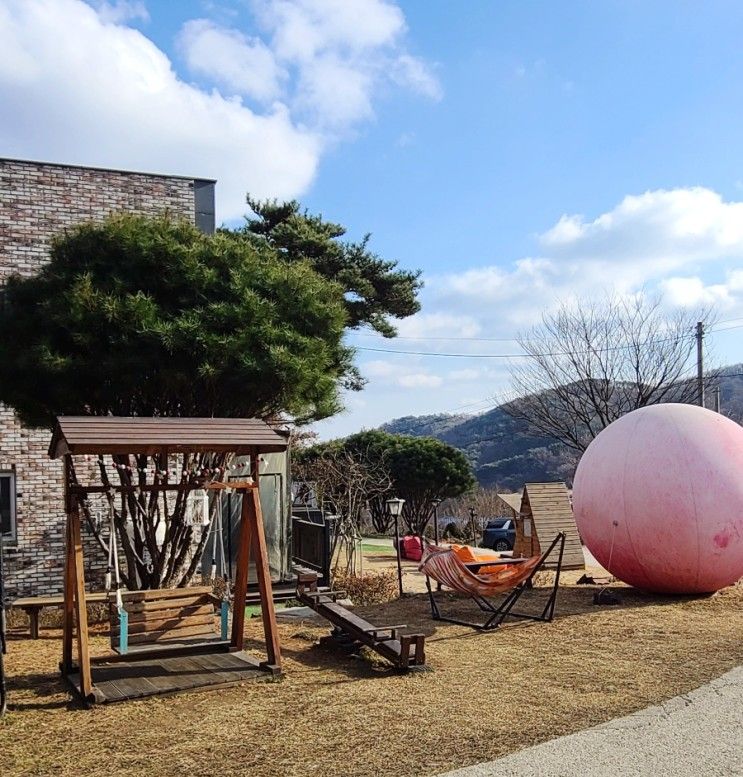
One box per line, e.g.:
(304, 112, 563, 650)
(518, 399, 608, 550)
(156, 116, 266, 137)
(110, 586, 219, 651)
(12, 593, 110, 639)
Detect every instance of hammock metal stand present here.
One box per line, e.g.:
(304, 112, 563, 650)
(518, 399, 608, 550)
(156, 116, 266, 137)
(424, 532, 566, 631)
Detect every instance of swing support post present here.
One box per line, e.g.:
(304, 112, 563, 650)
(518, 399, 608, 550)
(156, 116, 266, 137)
(228, 453, 281, 671)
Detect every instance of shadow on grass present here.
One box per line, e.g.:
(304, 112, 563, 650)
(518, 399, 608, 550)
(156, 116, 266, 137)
(4, 671, 83, 712)
(274, 583, 679, 678)
(280, 642, 399, 681)
(348, 585, 714, 646)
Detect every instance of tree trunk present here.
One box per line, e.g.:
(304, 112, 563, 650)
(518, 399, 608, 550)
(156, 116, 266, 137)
(72, 452, 231, 590)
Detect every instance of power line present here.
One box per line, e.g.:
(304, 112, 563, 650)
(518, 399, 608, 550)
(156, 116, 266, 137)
(370, 322, 743, 421)
(356, 333, 696, 359)
(357, 322, 743, 360)
(354, 333, 519, 343)
(357, 345, 523, 358)
(446, 396, 500, 413)
(354, 317, 743, 352)
(355, 317, 743, 346)
(707, 322, 743, 334)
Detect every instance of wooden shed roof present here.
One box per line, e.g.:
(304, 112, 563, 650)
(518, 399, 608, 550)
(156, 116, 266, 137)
(49, 416, 288, 458)
(522, 482, 584, 570)
(496, 492, 522, 514)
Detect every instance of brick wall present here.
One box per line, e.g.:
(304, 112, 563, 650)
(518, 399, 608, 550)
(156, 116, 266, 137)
(0, 158, 207, 598)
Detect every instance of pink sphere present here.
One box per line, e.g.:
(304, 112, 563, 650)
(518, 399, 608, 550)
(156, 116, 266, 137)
(573, 403, 743, 594)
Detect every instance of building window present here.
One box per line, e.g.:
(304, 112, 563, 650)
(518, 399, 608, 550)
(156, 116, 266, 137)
(0, 471, 16, 541)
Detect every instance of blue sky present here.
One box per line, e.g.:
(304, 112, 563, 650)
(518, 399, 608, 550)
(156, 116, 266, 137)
(2, 0, 743, 437)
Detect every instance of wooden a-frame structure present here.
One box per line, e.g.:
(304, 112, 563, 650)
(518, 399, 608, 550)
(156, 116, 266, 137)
(512, 482, 585, 571)
(49, 416, 287, 706)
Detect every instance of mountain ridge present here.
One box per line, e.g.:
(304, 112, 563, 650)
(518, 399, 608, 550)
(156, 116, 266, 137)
(380, 366, 743, 490)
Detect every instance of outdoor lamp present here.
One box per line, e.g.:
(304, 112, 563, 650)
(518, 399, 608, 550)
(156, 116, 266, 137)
(386, 497, 405, 518)
(386, 497, 406, 597)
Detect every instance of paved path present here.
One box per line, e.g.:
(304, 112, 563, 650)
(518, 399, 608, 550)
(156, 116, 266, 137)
(441, 667, 743, 777)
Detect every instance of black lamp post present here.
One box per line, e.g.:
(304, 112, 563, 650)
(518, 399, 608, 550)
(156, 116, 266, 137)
(386, 497, 406, 598)
(432, 498, 442, 546)
(469, 506, 478, 546)
(432, 498, 443, 591)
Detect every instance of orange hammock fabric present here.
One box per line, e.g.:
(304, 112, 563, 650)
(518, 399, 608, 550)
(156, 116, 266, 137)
(419, 544, 542, 597)
(448, 544, 510, 573)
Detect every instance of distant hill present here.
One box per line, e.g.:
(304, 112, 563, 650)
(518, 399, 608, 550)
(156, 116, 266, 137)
(380, 365, 743, 490)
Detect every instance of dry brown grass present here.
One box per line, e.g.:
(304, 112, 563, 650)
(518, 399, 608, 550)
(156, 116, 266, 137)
(333, 569, 399, 605)
(1, 580, 742, 777)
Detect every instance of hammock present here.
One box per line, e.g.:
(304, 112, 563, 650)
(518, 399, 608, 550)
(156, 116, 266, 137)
(419, 544, 543, 596)
(419, 532, 566, 631)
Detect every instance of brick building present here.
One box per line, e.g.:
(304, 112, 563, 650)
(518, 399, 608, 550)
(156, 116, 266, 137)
(0, 158, 216, 597)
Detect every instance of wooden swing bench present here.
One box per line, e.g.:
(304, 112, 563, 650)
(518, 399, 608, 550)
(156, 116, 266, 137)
(296, 571, 426, 670)
(50, 416, 287, 707)
(109, 586, 228, 653)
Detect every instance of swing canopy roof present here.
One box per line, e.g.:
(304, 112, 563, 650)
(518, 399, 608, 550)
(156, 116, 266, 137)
(49, 416, 288, 457)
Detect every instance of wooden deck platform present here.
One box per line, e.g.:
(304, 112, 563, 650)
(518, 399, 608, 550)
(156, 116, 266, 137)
(65, 647, 267, 704)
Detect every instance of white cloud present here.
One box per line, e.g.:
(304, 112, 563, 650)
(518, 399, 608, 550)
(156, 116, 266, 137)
(0, 0, 438, 219)
(94, 0, 148, 23)
(0, 0, 320, 219)
(448, 368, 480, 381)
(433, 187, 743, 332)
(397, 373, 443, 388)
(361, 358, 443, 389)
(319, 186, 743, 438)
(209, 0, 443, 131)
(391, 54, 442, 101)
(178, 19, 286, 103)
(252, 0, 406, 60)
(362, 359, 398, 379)
(395, 312, 482, 339)
(395, 131, 415, 147)
(660, 269, 743, 309)
(294, 54, 375, 129)
(541, 187, 743, 272)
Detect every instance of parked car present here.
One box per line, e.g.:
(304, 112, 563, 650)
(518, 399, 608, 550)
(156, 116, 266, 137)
(481, 517, 516, 552)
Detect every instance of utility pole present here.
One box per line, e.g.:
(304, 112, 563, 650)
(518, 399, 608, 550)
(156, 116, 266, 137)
(715, 385, 721, 413)
(696, 321, 705, 407)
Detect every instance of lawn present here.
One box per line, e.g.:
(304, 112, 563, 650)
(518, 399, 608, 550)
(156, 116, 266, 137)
(360, 541, 396, 556)
(1, 580, 741, 777)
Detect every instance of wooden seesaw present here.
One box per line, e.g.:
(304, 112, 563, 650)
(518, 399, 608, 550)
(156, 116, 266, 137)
(295, 570, 427, 671)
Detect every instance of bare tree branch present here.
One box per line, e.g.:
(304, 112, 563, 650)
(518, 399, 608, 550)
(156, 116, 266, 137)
(507, 294, 718, 451)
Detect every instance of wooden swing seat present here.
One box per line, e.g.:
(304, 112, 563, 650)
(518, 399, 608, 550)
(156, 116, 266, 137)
(109, 586, 219, 650)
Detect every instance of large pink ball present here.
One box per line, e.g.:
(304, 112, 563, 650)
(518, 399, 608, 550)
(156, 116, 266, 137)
(573, 403, 743, 594)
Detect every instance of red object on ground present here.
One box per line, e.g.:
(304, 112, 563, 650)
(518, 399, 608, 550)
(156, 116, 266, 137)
(401, 535, 423, 561)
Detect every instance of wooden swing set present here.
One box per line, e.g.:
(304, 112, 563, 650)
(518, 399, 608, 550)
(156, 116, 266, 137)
(49, 416, 287, 706)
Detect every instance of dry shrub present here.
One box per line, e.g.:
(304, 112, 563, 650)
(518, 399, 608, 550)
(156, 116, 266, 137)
(531, 571, 554, 588)
(334, 569, 398, 605)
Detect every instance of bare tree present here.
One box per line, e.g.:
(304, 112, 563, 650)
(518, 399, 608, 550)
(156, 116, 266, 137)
(367, 496, 394, 535)
(71, 451, 232, 590)
(507, 295, 717, 451)
(292, 447, 391, 575)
